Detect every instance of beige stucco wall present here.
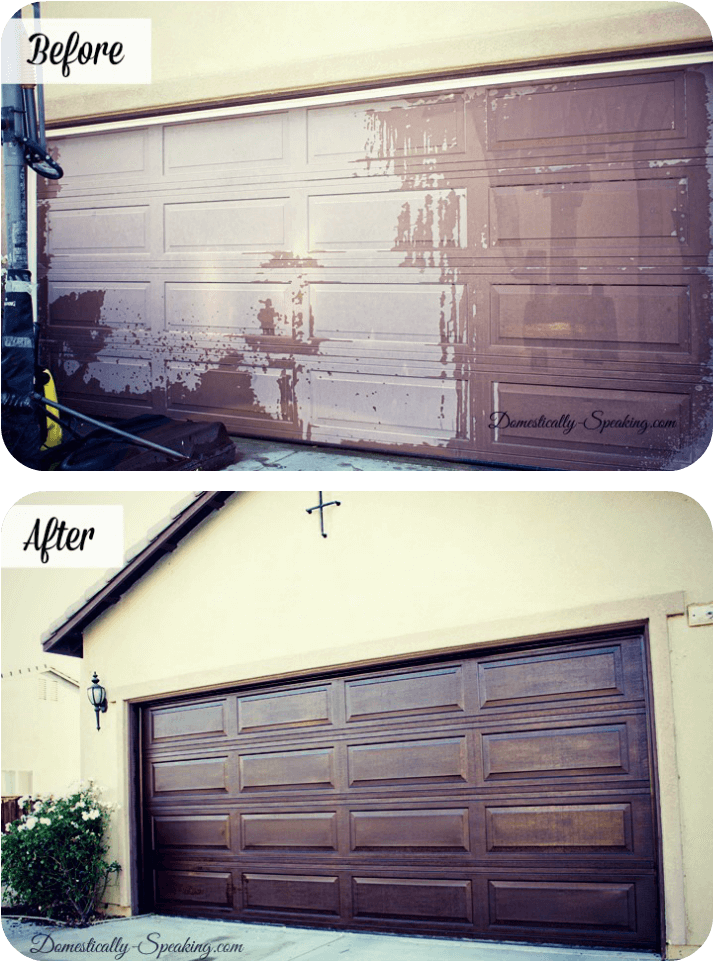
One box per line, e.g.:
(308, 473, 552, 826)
(1, 671, 80, 797)
(73, 491, 713, 955)
(21, 1, 712, 122)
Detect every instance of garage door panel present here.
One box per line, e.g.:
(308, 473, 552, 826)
(483, 379, 691, 466)
(241, 813, 338, 851)
(239, 748, 336, 792)
(163, 113, 288, 176)
(489, 176, 689, 252)
(243, 874, 340, 916)
(48, 354, 155, 413)
(308, 187, 467, 251)
(47, 281, 151, 332)
(307, 95, 468, 168)
(155, 869, 233, 908)
(238, 686, 333, 733)
(345, 666, 465, 722)
(48, 206, 149, 256)
(143, 626, 658, 944)
(308, 369, 463, 445)
(480, 719, 645, 783)
(487, 72, 684, 153)
(484, 803, 632, 853)
(165, 282, 292, 337)
(477, 645, 633, 710)
(487, 282, 693, 359)
(152, 757, 230, 795)
(310, 283, 468, 347)
(353, 877, 473, 924)
(153, 815, 232, 852)
(166, 361, 295, 427)
(486, 879, 638, 932)
(348, 737, 468, 788)
(350, 809, 470, 852)
(150, 700, 228, 744)
(164, 197, 289, 252)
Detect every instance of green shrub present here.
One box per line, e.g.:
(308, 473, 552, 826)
(1, 783, 120, 926)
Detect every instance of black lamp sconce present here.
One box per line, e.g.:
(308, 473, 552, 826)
(87, 672, 108, 730)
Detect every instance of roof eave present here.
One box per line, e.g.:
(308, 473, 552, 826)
(42, 491, 236, 658)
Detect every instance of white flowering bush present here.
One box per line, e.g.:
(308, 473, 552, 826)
(1, 784, 120, 925)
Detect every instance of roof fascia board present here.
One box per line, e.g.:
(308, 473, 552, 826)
(42, 491, 236, 658)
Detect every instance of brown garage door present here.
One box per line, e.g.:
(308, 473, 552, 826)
(39, 63, 713, 470)
(140, 631, 660, 948)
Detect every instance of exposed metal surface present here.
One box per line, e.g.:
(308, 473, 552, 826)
(38, 64, 713, 469)
(140, 631, 660, 948)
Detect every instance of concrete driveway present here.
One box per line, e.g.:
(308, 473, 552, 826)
(225, 437, 510, 470)
(2, 914, 660, 961)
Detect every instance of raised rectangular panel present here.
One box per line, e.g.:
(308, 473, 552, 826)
(348, 737, 467, 787)
(242, 813, 337, 850)
(152, 757, 228, 794)
(166, 362, 293, 424)
(488, 76, 679, 148)
(309, 370, 459, 443)
(490, 178, 686, 248)
(165, 283, 290, 336)
(164, 113, 286, 173)
(351, 809, 469, 851)
(488, 382, 689, 457)
(310, 284, 467, 345)
(153, 815, 231, 850)
(238, 687, 331, 733)
(488, 880, 636, 931)
(49, 207, 148, 254)
(240, 748, 335, 791)
(490, 285, 689, 353)
(48, 282, 150, 330)
(308, 188, 466, 250)
(481, 725, 628, 780)
(485, 804, 632, 852)
(307, 95, 465, 163)
(58, 356, 152, 404)
(478, 648, 623, 709)
(50, 128, 148, 178)
(243, 874, 340, 915)
(151, 701, 226, 741)
(164, 198, 287, 251)
(346, 667, 464, 721)
(155, 870, 232, 906)
(353, 878, 472, 923)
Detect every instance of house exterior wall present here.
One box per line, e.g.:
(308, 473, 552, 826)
(74, 492, 713, 956)
(36, 1, 712, 123)
(1, 671, 80, 797)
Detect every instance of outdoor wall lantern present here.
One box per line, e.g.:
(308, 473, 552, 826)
(87, 672, 108, 730)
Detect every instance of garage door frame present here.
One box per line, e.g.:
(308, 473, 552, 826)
(130, 619, 666, 952)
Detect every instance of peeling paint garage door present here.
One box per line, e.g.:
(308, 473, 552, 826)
(140, 632, 660, 947)
(40, 65, 713, 469)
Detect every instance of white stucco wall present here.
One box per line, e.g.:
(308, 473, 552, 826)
(24, 1, 713, 122)
(71, 491, 713, 956)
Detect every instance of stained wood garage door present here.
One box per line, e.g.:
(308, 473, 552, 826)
(140, 632, 660, 948)
(39, 63, 713, 470)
